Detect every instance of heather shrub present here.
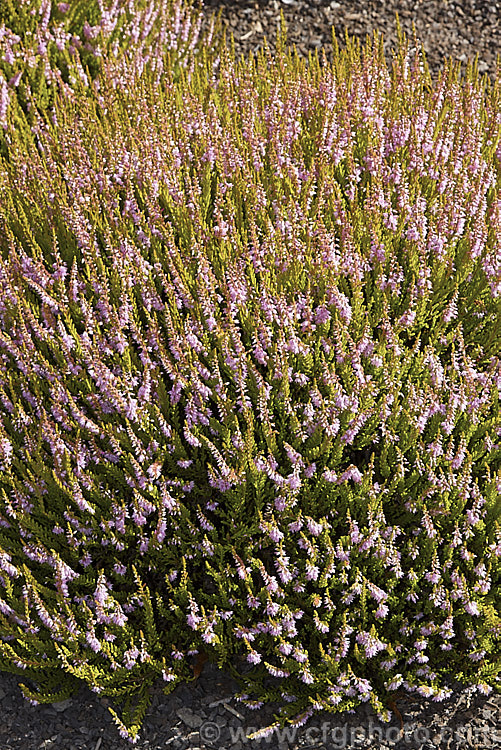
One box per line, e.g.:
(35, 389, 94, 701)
(0, 0, 225, 146)
(0, 10, 500, 743)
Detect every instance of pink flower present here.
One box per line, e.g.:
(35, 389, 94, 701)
(0, 75, 10, 129)
(464, 600, 480, 616)
(247, 650, 262, 665)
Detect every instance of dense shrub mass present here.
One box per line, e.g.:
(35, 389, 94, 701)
(0, 3, 500, 742)
(0, 0, 225, 145)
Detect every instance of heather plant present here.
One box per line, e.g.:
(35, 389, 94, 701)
(0, 0, 225, 150)
(0, 8, 500, 743)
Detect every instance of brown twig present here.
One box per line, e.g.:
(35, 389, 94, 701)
(192, 650, 209, 681)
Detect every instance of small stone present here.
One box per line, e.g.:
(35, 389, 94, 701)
(37, 736, 60, 748)
(482, 707, 495, 720)
(174, 686, 193, 708)
(176, 707, 203, 730)
(51, 698, 73, 713)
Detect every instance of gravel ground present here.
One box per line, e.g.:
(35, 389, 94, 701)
(198, 0, 501, 85)
(1, 661, 499, 749)
(2, 0, 501, 748)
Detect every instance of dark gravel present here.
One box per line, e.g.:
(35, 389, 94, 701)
(2, 661, 500, 749)
(3, 0, 501, 747)
(199, 0, 501, 85)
